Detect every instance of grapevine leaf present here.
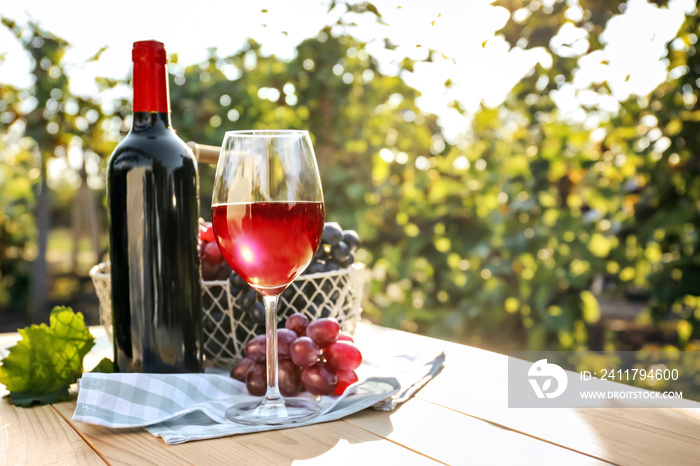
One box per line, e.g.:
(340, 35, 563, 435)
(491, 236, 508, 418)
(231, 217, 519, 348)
(0, 306, 95, 406)
(90, 358, 114, 373)
(8, 387, 71, 407)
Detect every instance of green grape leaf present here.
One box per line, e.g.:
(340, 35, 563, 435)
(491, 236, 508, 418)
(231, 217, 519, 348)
(9, 387, 72, 407)
(0, 306, 95, 406)
(90, 358, 114, 374)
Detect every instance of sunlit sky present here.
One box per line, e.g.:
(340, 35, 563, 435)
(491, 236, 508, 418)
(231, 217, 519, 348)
(0, 0, 696, 143)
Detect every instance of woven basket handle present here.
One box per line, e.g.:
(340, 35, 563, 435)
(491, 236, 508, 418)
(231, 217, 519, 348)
(187, 142, 220, 164)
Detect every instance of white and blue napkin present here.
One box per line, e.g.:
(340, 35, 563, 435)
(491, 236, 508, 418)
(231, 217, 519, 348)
(72, 351, 444, 444)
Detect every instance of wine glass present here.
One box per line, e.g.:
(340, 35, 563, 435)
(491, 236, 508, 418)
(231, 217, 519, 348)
(211, 130, 325, 425)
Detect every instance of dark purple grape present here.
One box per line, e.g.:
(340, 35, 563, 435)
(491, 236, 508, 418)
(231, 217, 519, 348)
(290, 336, 321, 367)
(277, 328, 297, 359)
(215, 263, 232, 280)
(291, 294, 310, 313)
(201, 260, 220, 280)
(202, 317, 216, 335)
(289, 283, 314, 311)
(202, 290, 214, 308)
(304, 303, 320, 320)
(278, 359, 302, 397)
(313, 246, 328, 261)
(342, 230, 360, 251)
(280, 286, 297, 306)
(245, 362, 267, 396)
(306, 317, 340, 348)
(235, 323, 251, 345)
(241, 288, 257, 309)
(212, 309, 232, 333)
(337, 251, 355, 268)
(322, 223, 343, 246)
(304, 261, 326, 275)
(244, 334, 266, 361)
(301, 362, 338, 396)
(209, 310, 225, 323)
(331, 241, 351, 262)
(325, 261, 340, 272)
(229, 269, 247, 288)
(230, 357, 256, 382)
(310, 294, 334, 315)
(285, 313, 310, 337)
(248, 301, 265, 325)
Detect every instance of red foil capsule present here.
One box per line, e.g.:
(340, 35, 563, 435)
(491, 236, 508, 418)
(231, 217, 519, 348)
(131, 40, 169, 113)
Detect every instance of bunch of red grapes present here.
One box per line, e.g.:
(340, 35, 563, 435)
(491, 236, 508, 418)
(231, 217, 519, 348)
(199, 220, 234, 281)
(230, 314, 363, 397)
(199, 220, 362, 365)
(199, 220, 361, 332)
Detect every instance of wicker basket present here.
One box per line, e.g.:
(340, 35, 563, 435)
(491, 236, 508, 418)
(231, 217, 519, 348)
(89, 262, 365, 367)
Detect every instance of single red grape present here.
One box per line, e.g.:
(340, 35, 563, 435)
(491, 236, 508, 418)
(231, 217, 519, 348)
(301, 362, 338, 396)
(199, 223, 215, 243)
(333, 369, 359, 395)
(244, 334, 266, 362)
(203, 241, 224, 264)
(245, 362, 267, 396)
(285, 313, 310, 337)
(230, 357, 256, 382)
(277, 328, 297, 360)
(325, 341, 362, 372)
(215, 262, 232, 280)
(305, 317, 340, 348)
(290, 336, 321, 367)
(201, 259, 220, 281)
(278, 359, 302, 397)
(337, 332, 354, 343)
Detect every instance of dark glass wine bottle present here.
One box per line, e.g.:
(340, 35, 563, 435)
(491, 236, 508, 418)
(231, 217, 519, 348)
(107, 40, 203, 373)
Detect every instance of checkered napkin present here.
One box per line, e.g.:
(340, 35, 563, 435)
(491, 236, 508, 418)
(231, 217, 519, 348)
(72, 351, 444, 444)
(73, 373, 399, 444)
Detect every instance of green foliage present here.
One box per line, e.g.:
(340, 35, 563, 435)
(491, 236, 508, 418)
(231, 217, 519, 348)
(2, 1, 699, 352)
(472, 0, 700, 350)
(0, 19, 121, 312)
(0, 306, 95, 406)
(0, 115, 37, 308)
(90, 357, 114, 373)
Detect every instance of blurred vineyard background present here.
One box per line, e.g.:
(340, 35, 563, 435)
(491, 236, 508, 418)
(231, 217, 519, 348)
(1, 0, 699, 354)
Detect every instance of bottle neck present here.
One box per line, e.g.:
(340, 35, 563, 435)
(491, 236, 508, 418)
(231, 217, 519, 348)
(132, 112, 172, 132)
(132, 56, 170, 114)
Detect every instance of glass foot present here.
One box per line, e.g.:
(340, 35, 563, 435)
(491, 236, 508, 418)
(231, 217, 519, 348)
(225, 397, 321, 426)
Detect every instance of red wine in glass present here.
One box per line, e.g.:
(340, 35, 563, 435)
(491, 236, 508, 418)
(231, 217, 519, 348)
(212, 129, 325, 426)
(211, 201, 324, 294)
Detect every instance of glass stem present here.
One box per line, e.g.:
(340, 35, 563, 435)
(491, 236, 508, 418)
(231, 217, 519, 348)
(262, 294, 282, 405)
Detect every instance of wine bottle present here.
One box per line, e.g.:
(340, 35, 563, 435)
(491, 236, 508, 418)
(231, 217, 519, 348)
(107, 40, 203, 373)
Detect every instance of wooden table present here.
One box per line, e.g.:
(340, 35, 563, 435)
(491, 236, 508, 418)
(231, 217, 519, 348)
(1, 322, 699, 465)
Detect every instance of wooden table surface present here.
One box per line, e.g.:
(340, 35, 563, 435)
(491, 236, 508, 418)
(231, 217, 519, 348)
(1, 322, 699, 465)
